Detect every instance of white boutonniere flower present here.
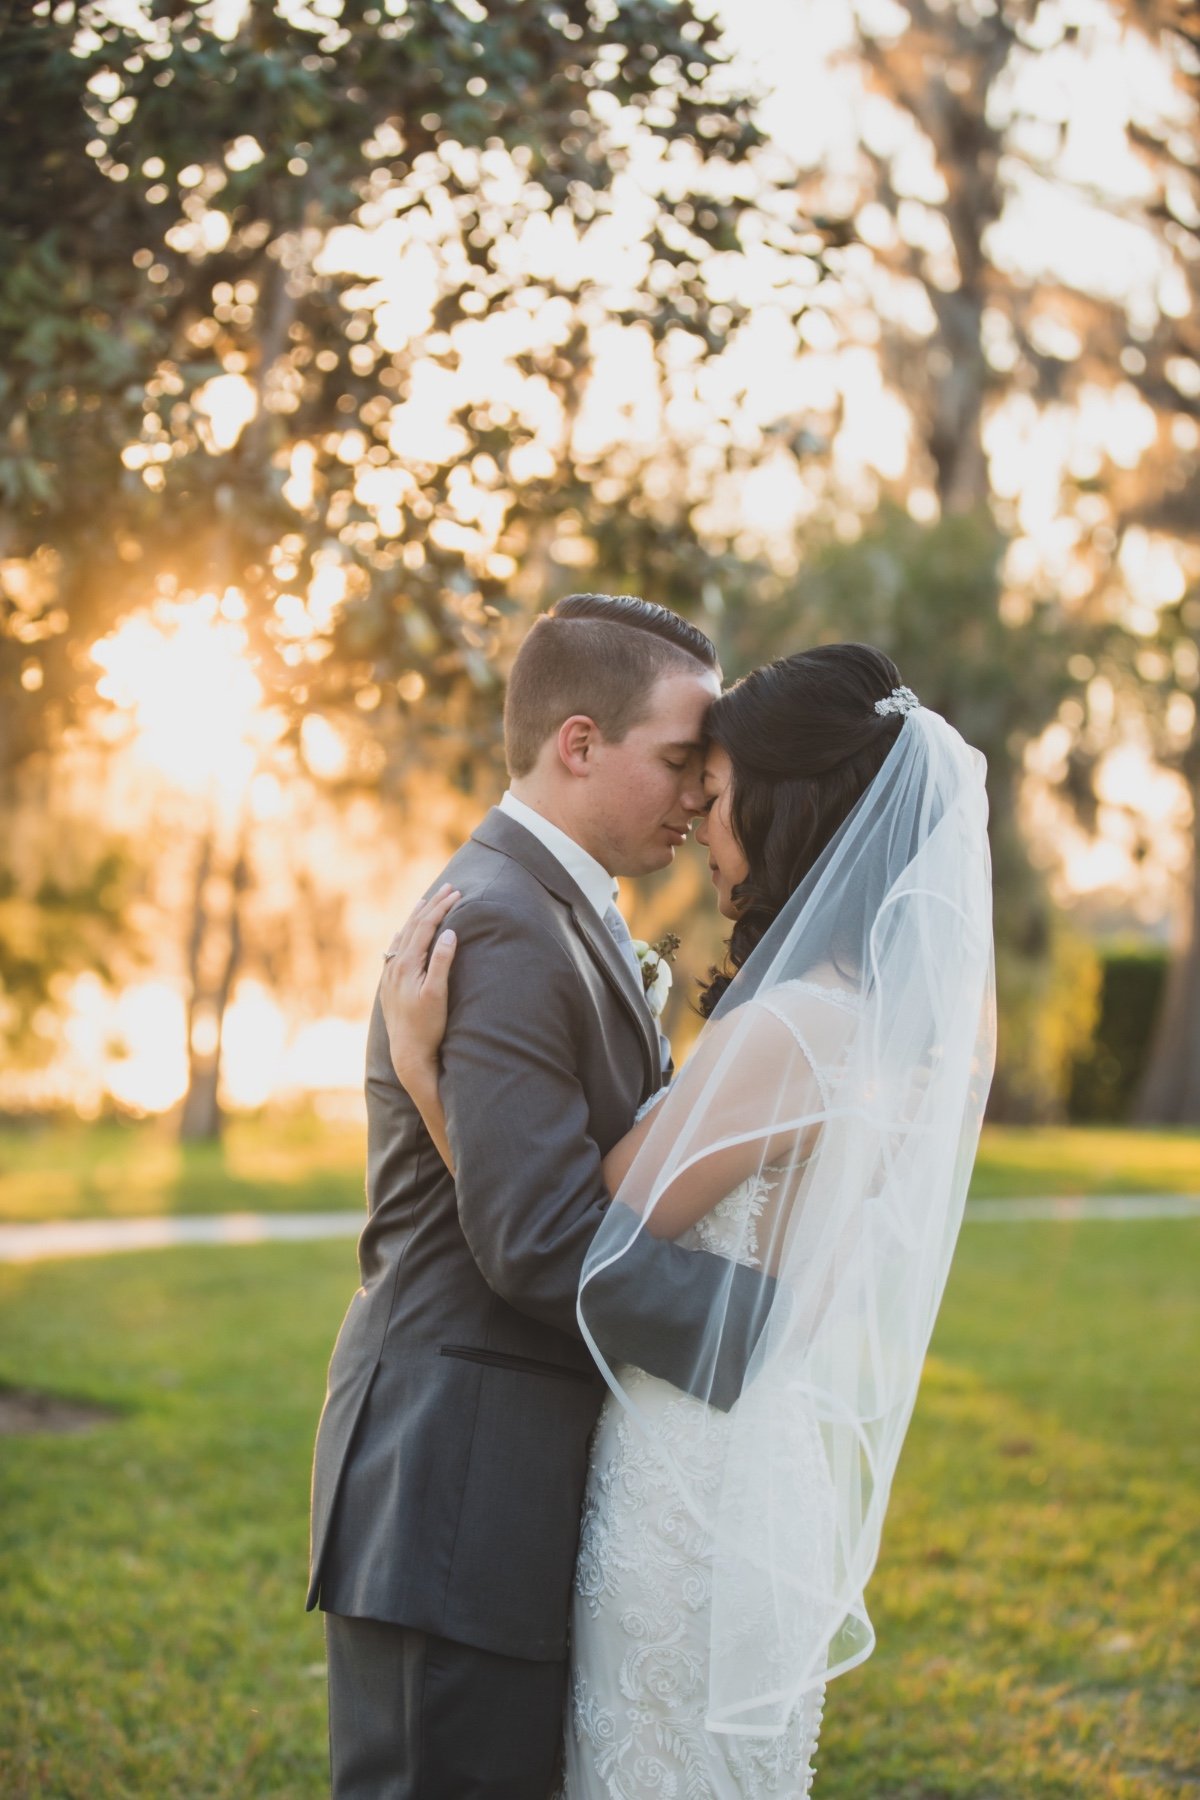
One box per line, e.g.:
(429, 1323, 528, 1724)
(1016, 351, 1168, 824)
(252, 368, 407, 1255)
(631, 932, 680, 1019)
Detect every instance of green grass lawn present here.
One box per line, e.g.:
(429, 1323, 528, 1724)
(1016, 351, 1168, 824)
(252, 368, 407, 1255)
(0, 1112, 367, 1225)
(1, 1219, 1196, 1798)
(969, 1126, 1200, 1200)
(1, 1115, 1197, 1225)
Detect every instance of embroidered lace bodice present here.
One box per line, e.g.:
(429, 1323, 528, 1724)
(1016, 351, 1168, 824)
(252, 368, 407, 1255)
(691, 1167, 775, 1266)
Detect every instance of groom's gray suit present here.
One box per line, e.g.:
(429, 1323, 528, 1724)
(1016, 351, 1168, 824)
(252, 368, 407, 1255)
(309, 807, 767, 1797)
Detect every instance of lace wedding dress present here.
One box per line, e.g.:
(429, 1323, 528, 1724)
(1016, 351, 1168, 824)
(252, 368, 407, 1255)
(557, 696, 997, 1798)
(559, 1073, 838, 1799)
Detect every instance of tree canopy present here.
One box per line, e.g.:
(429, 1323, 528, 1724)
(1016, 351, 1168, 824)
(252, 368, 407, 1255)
(2, 0, 821, 789)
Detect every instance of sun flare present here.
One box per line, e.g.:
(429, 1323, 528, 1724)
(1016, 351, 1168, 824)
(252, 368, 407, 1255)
(91, 592, 282, 805)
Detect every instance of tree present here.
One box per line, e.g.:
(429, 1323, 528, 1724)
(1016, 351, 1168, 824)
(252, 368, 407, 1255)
(2, 0, 819, 776)
(1106, 12, 1200, 1120)
(0, 811, 138, 1081)
(790, 0, 1200, 1115)
(2, 0, 827, 1130)
(758, 504, 1094, 1120)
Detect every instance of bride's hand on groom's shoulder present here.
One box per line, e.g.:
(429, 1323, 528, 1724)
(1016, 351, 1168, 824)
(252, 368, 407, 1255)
(380, 884, 460, 1087)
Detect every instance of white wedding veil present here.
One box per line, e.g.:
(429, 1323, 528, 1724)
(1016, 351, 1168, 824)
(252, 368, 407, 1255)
(578, 704, 996, 1736)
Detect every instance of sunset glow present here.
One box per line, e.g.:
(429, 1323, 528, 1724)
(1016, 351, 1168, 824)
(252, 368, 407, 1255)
(37, 974, 366, 1119)
(91, 592, 281, 806)
(8, 0, 1192, 1130)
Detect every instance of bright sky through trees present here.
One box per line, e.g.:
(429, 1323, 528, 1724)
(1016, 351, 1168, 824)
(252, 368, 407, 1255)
(6, 0, 1196, 1117)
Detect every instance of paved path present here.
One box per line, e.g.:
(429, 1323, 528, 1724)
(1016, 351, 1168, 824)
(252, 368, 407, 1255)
(1, 1196, 1198, 1264)
(0, 1211, 363, 1264)
(967, 1194, 1200, 1221)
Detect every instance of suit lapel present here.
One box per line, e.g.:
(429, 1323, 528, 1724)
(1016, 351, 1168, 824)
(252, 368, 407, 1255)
(471, 809, 661, 1092)
(569, 901, 661, 1089)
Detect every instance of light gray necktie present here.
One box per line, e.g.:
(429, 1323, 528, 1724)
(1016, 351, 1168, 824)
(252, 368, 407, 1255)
(602, 903, 642, 985)
(603, 903, 671, 1077)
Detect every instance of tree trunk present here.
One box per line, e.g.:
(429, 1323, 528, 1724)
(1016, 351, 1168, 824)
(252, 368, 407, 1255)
(179, 1046, 223, 1144)
(858, 2, 1015, 518)
(179, 827, 251, 1143)
(1134, 734, 1200, 1123)
(927, 289, 991, 515)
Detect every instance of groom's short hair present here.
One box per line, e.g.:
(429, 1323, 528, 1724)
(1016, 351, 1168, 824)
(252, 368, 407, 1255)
(504, 593, 719, 777)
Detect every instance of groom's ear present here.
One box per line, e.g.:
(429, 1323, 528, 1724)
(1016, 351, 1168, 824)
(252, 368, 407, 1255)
(557, 713, 602, 777)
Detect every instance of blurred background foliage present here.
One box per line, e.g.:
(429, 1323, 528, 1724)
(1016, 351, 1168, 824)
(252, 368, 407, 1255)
(1, 0, 1198, 1134)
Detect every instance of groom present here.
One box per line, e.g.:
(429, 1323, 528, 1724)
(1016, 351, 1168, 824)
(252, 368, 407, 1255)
(309, 593, 767, 1799)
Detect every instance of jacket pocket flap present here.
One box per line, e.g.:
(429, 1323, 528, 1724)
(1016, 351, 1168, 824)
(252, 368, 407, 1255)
(438, 1344, 596, 1383)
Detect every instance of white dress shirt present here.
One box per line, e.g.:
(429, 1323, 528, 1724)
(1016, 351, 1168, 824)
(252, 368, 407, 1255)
(498, 789, 618, 923)
(497, 789, 672, 1071)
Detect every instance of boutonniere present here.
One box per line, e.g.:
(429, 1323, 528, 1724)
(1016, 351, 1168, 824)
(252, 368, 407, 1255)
(631, 932, 680, 1019)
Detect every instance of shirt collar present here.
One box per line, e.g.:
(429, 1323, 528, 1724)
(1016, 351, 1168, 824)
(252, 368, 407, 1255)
(498, 790, 619, 922)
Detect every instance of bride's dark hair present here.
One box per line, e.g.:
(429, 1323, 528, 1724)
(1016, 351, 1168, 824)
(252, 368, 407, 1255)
(699, 642, 908, 1017)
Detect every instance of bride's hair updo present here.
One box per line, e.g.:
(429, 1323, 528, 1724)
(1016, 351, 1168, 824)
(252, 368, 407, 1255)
(699, 642, 908, 1017)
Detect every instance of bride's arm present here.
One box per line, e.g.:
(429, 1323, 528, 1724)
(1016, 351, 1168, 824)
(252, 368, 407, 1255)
(382, 884, 677, 1188)
(381, 896, 822, 1246)
(624, 1005, 824, 1241)
(380, 884, 461, 1174)
(599, 1096, 664, 1192)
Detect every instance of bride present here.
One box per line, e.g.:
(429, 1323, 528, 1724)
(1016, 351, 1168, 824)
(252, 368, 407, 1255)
(381, 643, 995, 1797)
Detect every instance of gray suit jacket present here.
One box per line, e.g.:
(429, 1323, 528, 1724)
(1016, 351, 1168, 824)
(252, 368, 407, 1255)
(308, 809, 769, 1661)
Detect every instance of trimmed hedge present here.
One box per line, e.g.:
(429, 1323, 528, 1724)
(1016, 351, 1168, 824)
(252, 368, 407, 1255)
(1068, 947, 1168, 1123)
